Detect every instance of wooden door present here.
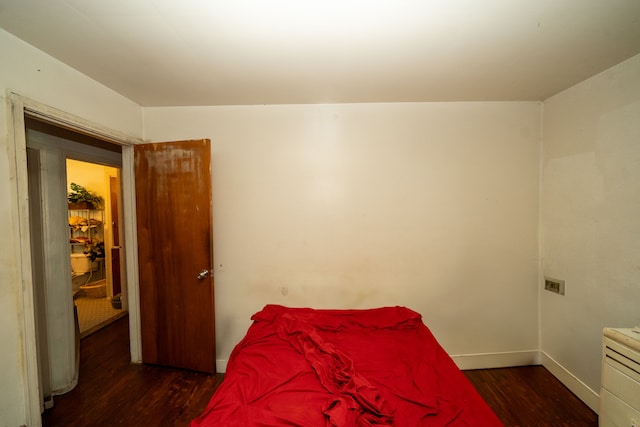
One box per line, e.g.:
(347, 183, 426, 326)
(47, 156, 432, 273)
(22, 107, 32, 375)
(134, 139, 215, 373)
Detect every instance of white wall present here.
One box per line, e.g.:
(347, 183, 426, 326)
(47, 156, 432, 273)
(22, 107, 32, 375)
(143, 101, 542, 369)
(541, 53, 640, 403)
(0, 29, 142, 426)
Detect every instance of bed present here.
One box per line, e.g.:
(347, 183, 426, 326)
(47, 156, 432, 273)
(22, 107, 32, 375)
(191, 305, 503, 426)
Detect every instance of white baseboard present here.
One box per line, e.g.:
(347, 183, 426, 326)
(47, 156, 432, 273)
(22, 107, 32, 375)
(451, 350, 541, 370)
(216, 359, 228, 373)
(541, 352, 600, 414)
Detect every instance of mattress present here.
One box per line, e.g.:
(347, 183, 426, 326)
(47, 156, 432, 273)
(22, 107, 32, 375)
(192, 305, 503, 426)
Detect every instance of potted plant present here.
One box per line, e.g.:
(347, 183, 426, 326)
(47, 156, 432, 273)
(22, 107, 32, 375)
(83, 240, 105, 262)
(68, 183, 104, 209)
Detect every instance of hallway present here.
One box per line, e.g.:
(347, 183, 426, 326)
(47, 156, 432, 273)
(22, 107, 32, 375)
(74, 295, 126, 338)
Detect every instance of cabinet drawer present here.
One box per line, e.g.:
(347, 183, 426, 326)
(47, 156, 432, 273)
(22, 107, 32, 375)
(604, 336, 640, 382)
(600, 389, 640, 427)
(602, 362, 640, 410)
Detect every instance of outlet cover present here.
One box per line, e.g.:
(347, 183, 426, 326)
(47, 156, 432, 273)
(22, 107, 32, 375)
(544, 277, 565, 295)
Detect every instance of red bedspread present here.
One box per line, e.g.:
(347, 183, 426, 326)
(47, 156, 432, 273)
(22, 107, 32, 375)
(192, 305, 503, 426)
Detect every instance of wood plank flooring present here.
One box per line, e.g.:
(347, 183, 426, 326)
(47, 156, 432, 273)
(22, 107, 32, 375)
(42, 316, 223, 427)
(464, 367, 598, 426)
(43, 315, 598, 426)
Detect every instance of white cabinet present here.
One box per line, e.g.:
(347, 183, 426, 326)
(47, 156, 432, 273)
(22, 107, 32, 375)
(600, 328, 640, 427)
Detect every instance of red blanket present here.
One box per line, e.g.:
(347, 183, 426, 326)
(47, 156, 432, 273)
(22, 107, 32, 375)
(192, 305, 503, 426)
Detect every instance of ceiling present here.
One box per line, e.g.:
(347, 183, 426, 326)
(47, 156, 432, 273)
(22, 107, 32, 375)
(1, 0, 640, 107)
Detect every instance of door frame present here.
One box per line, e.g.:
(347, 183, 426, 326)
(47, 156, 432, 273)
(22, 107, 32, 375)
(8, 93, 143, 426)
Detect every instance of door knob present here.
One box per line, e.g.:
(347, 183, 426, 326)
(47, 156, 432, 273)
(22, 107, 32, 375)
(196, 269, 210, 280)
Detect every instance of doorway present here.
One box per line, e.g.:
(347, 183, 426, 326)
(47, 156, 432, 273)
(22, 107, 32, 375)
(9, 94, 143, 426)
(66, 159, 127, 338)
(24, 116, 129, 410)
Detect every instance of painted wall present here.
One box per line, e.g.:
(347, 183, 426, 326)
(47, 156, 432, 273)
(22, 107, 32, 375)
(143, 101, 542, 369)
(67, 160, 114, 202)
(0, 29, 141, 426)
(541, 53, 640, 398)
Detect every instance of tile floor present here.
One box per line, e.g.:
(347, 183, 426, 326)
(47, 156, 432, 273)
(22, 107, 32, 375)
(75, 295, 126, 338)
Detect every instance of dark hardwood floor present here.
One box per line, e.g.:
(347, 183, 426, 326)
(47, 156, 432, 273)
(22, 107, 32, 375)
(43, 316, 597, 426)
(464, 367, 598, 426)
(42, 316, 223, 427)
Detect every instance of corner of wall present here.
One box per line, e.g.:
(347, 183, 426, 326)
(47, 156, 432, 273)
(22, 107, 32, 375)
(537, 98, 545, 355)
(541, 352, 600, 413)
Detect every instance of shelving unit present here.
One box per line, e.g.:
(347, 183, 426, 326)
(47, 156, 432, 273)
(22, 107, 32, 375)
(69, 206, 105, 287)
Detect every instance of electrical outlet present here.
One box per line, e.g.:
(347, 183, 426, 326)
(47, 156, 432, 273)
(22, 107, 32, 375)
(544, 277, 565, 295)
